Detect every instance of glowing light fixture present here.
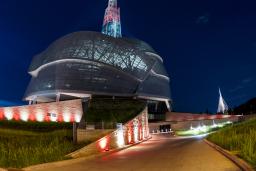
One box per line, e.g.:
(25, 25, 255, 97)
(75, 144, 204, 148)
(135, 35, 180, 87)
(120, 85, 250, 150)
(142, 127, 145, 139)
(128, 131, 132, 144)
(190, 124, 194, 130)
(226, 121, 232, 124)
(116, 123, 124, 148)
(200, 125, 207, 132)
(20, 108, 29, 121)
(133, 119, 139, 143)
(99, 137, 108, 151)
(4, 108, 13, 120)
(212, 120, 218, 128)
(75, 110, 82, 123)
(35, 109, 44, 122)
(0, 99, 83, 123)
(218, 123, 224, 127)
(63, 109, 71, 122)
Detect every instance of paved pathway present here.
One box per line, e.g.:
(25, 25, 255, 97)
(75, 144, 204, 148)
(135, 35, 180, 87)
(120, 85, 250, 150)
(27, 134, 241, 171)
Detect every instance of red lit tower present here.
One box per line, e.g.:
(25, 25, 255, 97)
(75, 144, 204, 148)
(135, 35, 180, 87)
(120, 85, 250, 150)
(102, 0, 122, 38)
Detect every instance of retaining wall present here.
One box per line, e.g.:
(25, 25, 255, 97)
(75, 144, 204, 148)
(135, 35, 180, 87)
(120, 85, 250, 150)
(68, 107, 149, 158)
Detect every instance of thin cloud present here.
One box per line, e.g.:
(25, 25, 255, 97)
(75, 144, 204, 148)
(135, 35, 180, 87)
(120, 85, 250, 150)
(229, 94, 247, 102)
(242, 77, 254, 84)
(196, 13, 210, 24)
(229, 85, 244, 93)
(230, 77, 255, 93)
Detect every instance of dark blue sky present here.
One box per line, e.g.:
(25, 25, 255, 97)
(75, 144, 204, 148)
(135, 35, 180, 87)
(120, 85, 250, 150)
(0, 0, 256, 113)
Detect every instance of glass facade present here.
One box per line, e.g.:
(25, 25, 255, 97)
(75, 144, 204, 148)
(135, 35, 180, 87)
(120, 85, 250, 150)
(24, 31, 171, 102)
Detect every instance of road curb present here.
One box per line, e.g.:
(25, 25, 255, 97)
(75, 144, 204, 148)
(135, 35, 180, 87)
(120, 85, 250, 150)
(95, 136, 152, 159)
(204, 139, 255, 171)
(76, 136, 152, 159)
(112, 136, 152, 154)
(0, 168, 23, 171)
(67, 135, 152, 159)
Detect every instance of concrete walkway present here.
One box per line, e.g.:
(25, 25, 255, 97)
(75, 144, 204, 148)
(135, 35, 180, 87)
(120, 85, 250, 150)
(25, 134, 241, 171)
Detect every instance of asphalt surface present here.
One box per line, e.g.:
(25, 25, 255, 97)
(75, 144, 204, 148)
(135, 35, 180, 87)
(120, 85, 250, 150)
(28, 134, 241, 171)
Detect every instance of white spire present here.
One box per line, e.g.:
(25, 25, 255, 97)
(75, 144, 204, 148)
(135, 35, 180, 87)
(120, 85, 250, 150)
(108, 0, 117, 7)
(217, 88, 229, 114)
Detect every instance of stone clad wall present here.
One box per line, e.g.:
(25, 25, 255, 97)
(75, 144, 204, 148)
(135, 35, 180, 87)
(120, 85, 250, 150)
(0, 99, 83, 123)
(69, 107, 149, 158)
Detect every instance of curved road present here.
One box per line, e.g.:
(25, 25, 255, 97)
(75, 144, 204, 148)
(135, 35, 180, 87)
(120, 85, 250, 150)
(27, 134, 241, 171)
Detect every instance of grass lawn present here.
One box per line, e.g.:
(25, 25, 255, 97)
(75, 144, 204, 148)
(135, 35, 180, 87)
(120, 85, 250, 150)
(0, 127, 111, 168)
(0, 128, 81, 168)
(207, 119, 256, 168)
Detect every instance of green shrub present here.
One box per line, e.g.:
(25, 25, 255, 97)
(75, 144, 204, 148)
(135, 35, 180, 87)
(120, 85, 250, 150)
(86, 99, 146, 123)
(0, 120, 72, 131)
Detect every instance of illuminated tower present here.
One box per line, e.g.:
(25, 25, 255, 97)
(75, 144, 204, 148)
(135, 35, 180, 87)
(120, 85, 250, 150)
(102, 0, 122, 38)
(217, 88, 229, 114)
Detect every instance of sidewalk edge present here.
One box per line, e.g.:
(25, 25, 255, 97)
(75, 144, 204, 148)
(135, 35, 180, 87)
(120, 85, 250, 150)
(204, 139, 254, 171)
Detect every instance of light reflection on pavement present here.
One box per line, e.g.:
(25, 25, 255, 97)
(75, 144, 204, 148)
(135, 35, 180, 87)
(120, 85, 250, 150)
(28, 134, 241, 171)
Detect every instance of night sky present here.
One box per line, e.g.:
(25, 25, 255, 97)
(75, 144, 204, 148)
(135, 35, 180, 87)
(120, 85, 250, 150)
(0, 0, 256, 113)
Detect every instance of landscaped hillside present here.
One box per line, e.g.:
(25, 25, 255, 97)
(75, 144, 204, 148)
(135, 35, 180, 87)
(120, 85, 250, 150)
(207, 119, 256, 168)
(0, 128, 112, 168)
(233, 98, 256, 115)
(0, 98, 146, 168)
(0, 129, 75, 168)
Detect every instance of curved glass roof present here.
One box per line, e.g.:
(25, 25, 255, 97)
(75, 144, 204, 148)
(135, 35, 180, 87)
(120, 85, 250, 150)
(25, 31, 171, 101)
(29, 31, 165, 81)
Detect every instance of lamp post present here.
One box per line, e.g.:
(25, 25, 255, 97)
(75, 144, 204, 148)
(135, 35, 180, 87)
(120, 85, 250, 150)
(73, 122, 77, 144)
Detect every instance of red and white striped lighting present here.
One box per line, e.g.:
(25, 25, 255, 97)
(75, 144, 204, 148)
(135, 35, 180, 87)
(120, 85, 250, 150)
(0, 99, 83, 123)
